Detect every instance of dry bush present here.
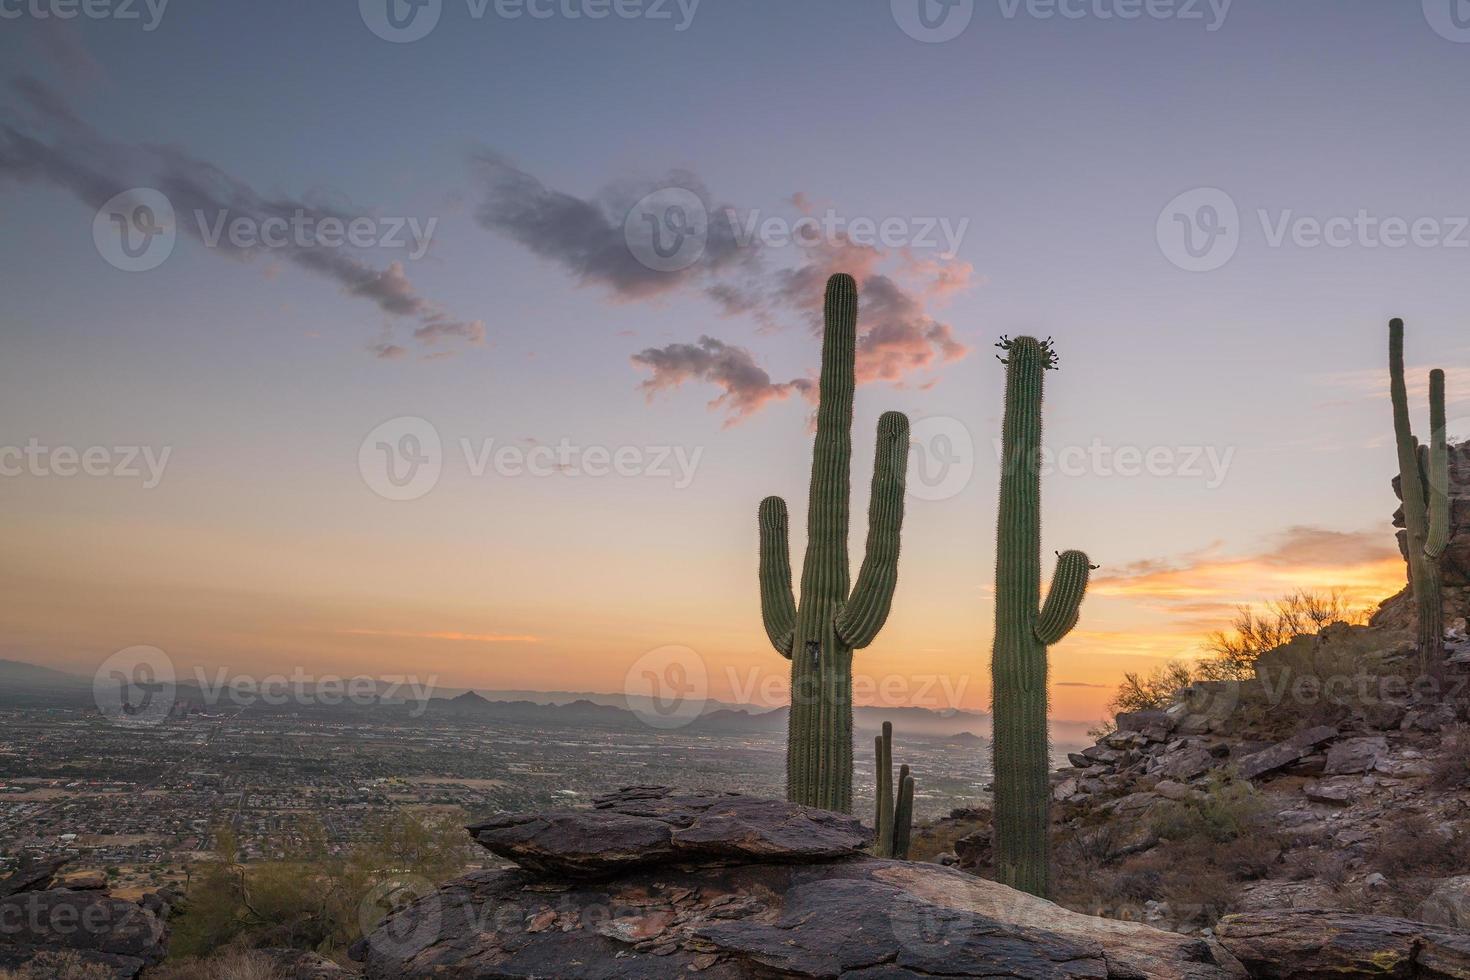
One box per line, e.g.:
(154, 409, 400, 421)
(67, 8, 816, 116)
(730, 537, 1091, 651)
(1213, 834, 1280, 881)
(1285, 848, 1352, 890)
(1371, 811, 1470, 875)
(1199, 589, 1371, 682)
(1109, 661, 1196, 715)
(0, 951, 116, 980)
(146, 950, 283, 980)
(1149, 777, 1267, 845)
(1431, 727, 1470, 790)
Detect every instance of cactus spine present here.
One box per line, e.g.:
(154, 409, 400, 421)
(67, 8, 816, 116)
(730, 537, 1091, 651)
(758, 273, 911, 812)
(872, 721, 915, 858)
(1389, 318, 1451, 668)
(990, 335, 1093, 898)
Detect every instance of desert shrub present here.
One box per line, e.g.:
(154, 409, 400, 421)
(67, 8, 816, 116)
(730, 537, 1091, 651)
(1109, 662, 1196, 715)
(1371, 810, 1470, 876)
(169, 808, 474, 959)
(1198, 589, 1371, 682)
(1431, 727, 1470, 790)
(145, 950, 282, 980)
(1214, 834, 1280, 881)
(0, 951, 115, 980)
(1285, 848, 1352, 890)
(1149, 776, 1266, 845)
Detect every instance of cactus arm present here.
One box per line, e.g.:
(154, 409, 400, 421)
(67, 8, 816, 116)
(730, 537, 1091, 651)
(1390, 320, 1429, 542)
(837, 411, 911, 649)
(758, 496, 798, 657)
(1427, 369, 1451, 560)
(1034, 550, 1092, 645)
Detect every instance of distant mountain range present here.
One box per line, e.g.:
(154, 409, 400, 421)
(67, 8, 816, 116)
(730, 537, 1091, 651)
(0, 659, 1096, 747)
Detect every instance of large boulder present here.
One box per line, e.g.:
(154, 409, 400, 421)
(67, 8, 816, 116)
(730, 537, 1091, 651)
(1423, 876, 1470, 931)
(1217, 908, 1470, 978)
(356, 787, 1246, 979)
(0, 887, 168, 978)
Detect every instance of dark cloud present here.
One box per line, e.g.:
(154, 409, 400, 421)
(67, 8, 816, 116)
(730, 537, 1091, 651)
(470, 152, 972, 423)
(631, 336, 815, 426)
(0, 76, 481, 358)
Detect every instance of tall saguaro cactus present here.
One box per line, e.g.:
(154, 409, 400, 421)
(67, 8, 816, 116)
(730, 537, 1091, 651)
(758, 273, 911, 813)
(990, 335, 1093, 898)
(1389, 318, 1451, 667)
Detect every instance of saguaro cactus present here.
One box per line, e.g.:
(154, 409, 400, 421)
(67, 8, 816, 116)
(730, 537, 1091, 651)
(990, 335, 1093, 898)
(758, 273, 910, 813)
(1389, 318, 1451, 667)
(872, 721, 916, 859)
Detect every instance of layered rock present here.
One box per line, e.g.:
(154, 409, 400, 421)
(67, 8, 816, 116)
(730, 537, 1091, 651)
(354, 786, 1247, 978)
(0, 855, 169, 979)
(1217, 909, 1470, 978)
(1375, 439, 1470, 637)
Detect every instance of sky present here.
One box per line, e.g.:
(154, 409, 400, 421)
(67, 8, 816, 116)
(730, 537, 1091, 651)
(1, 0, 1468, 725)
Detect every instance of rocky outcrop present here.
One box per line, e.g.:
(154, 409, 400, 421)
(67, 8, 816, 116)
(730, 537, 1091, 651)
(1216, 909, 1470, 978)
(468, 785, 871, 876)
(0, 887, 168, 979)
(0, 855, 168, 979)
(1375, 439, 1470, 638)
(354, 787, 1247, 978)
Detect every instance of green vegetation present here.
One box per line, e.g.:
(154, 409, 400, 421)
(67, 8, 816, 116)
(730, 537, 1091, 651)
(169, 809, 474, 960)
(989, 335, 1093, 898)
(1388, 317, 1451, 669)
(758, 272, 910, 812)
(872, 721, 915, 859)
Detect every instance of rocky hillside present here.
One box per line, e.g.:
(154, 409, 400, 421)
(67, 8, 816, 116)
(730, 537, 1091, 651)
(916, 616, 1470, 950)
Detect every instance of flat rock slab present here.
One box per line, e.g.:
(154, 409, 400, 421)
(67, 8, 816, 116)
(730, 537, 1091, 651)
(1236, 726, 1339, 781)
(356, 859, 1246, 979)
(468, 785, 871, 876)
(1324, 736, 1389, 776)
(1217, 908, 1470, 978)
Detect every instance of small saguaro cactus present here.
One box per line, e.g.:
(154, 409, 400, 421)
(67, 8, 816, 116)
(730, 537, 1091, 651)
(1389, 318, 1452, 668)
(990, 335, 1094, 898)
(872, 721, 915, 859)
(758, 273, 911, 813)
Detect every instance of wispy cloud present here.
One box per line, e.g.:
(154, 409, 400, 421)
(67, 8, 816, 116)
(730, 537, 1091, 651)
(339, 628, 543, 644)
(1093, 525, 1402, 630)
(469, 151, 973, 423)
(0, 75, 483, 358)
